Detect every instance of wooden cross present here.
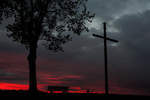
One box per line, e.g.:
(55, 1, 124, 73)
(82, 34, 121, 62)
(93, 22, 119, 95)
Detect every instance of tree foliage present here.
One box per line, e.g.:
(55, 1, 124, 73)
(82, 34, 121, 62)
(0, 0, 94, 52)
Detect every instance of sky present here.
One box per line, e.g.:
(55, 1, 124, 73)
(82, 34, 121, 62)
(0, 0, 150, 95)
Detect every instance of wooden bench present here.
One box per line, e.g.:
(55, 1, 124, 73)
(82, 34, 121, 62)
(48, 86, 69, 93)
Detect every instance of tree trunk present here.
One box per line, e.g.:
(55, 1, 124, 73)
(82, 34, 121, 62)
(27, 42, 38, 93)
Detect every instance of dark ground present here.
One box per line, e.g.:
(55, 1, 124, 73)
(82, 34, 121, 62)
(0, 90, 149, 98)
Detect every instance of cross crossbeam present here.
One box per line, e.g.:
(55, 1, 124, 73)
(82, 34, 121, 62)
(93, 34, 118, 43)
(93, 22, 119, 95)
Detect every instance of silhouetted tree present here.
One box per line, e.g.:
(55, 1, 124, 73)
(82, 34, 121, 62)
(0, 0, 94, 93)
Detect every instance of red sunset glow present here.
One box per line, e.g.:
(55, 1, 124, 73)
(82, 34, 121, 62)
(0, 51, 149, 95)
(0, 82, 103, 94)
(0, 82, 148, 95)
(0, 83, 28, 91)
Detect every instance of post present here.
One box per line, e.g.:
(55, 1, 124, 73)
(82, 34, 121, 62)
(104, 22, 108, 95)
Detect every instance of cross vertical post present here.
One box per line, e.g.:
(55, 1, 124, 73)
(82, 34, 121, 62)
(93, 22, 118, 95)
(103, 22, 108, 95)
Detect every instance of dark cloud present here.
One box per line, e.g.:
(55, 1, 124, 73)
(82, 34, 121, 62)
(87, 0, 129, 20)
(87, 0, 150, 23)
(111, 9, 150, 92)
